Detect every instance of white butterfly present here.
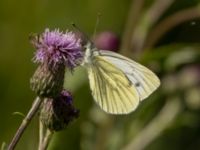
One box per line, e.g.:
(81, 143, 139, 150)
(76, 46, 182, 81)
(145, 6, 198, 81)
(82, 42, 160, 114)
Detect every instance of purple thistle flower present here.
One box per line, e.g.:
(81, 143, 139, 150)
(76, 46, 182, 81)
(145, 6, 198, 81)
(40, 89, 79, 131)
(31, 28, 83, 70)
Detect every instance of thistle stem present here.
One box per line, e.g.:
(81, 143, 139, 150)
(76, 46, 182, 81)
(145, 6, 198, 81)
(39, 129, 53, 150)
(38, 120, 45, 149)
(8, 97, 43, 150)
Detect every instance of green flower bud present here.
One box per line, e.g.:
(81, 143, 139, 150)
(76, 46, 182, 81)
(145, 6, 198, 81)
(30, 63, 65, 98)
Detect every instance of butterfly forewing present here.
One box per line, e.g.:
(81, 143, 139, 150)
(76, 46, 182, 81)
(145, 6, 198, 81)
(87, 56, 139, 114)
(97, 50, 160, 101)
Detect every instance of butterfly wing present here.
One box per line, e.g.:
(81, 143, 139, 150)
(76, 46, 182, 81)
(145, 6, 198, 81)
(87, 56, 139, 114)
(97, 50, 160, 101)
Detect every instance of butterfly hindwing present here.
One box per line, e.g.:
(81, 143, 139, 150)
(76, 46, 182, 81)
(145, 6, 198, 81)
(87, 56, 139, 114)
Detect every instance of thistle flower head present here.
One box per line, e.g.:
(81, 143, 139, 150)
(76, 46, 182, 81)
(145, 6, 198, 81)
(40, 90, 79, 131)
(31, 28, 83, 69)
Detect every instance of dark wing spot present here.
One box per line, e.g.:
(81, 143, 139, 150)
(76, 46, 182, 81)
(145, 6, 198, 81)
(135, 82, 140, 87)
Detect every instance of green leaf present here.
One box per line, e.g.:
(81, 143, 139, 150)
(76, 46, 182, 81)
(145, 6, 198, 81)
(141, 43, 200, 72)
(12, 111, 25, 118)
(1, 142, 7, 150)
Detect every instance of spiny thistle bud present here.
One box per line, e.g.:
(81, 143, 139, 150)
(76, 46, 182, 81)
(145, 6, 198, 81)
(94, 31, 120, 52)
(40, 90, 79, 131)
(30, 29, 83, 97)
(30, 62, 65, 97)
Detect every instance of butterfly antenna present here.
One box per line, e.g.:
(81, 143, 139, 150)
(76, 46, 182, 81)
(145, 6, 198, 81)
(92, 13, 101, 40)
(71, 23, 91, 44)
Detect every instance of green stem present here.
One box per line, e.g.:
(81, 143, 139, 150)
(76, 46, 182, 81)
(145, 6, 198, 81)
(8, 97, 42, 150)
(120, 0, 144, 57)
(123, 98, 181, 150)
(39, 130, 53, 150)
(145, 6, 200, 49)
(130, 0, 175, 53)
(38, 120, 45, 150)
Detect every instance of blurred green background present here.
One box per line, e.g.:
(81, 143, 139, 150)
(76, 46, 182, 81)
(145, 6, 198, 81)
(1, 0, 200, 150)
